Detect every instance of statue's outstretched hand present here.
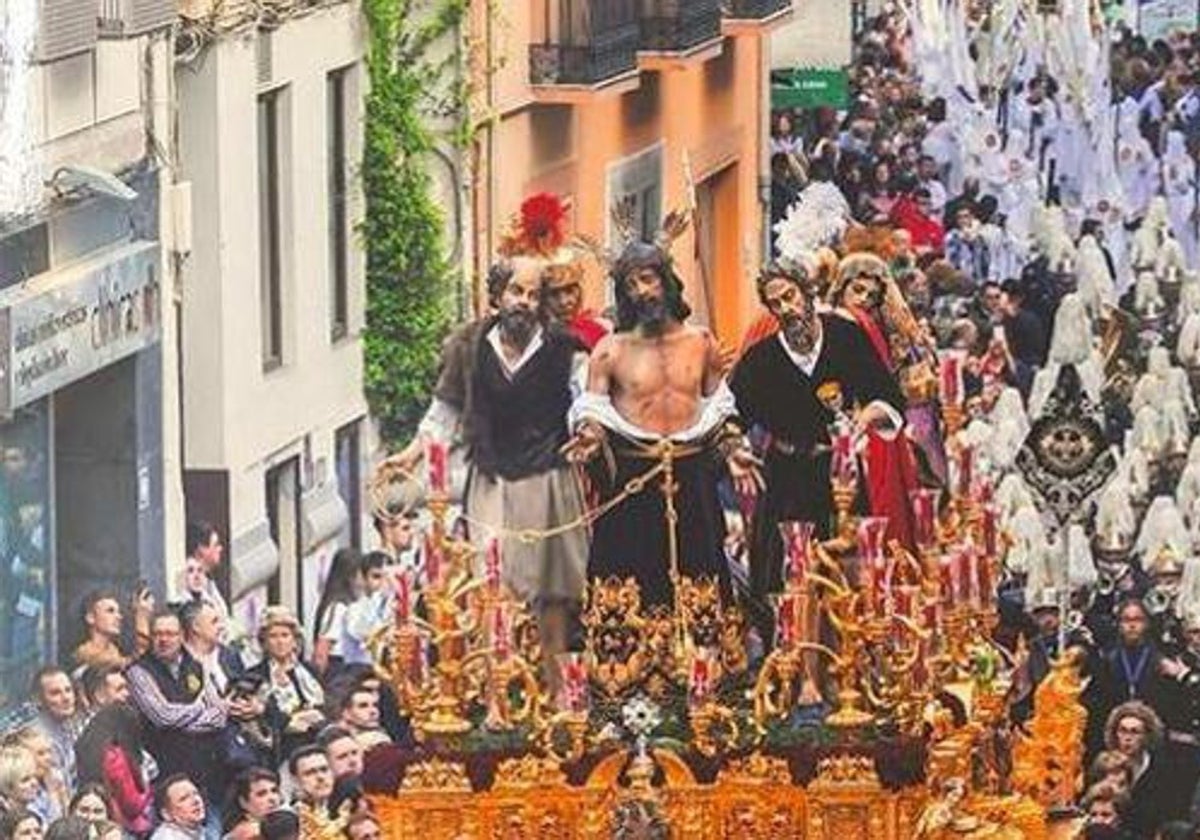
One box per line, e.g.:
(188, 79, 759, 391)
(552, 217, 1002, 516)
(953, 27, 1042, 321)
(561, 422, 606, 464)
(727, 446, 765, 499)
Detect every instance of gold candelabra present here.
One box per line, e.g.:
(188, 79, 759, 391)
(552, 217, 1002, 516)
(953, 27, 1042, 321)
(369, 489, 548, 741)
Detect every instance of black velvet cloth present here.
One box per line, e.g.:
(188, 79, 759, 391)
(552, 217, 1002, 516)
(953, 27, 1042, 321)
(586, 434, 731, 609)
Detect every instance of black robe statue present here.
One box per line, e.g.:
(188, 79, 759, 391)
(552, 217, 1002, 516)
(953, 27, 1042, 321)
(729, 314, 904, 634)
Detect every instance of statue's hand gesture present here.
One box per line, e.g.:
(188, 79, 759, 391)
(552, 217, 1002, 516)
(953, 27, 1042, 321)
(727, 445, 764, 500)
(561, 422, 606, 464)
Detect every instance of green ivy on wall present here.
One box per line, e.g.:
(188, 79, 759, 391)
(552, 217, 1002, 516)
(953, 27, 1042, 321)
(360, 0, 466, 446)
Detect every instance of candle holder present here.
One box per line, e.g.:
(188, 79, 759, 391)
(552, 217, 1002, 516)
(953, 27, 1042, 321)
(830, 478, 859, 549)
(690, 700, 741, 758)
(367, 473, 549, 742)
(483, 608, 542, 732)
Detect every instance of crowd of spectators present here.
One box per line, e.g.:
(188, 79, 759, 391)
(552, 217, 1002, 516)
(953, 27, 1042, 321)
(0, 518, 415, 839)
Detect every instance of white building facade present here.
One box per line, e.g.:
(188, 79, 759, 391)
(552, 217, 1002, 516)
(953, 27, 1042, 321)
(0, 0, 181, 704)
(174, 0, 368, 635)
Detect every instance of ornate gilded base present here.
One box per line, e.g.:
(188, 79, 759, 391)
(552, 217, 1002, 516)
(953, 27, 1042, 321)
(371, 752, 931, 839)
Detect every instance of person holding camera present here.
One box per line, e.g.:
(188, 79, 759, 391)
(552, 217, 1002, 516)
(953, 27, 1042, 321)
(180, 601, 272, 776)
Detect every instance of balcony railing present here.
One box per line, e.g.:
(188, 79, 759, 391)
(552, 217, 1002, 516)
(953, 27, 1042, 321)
(724, 0, 791, 19)
(639, 0, 722, 53)
(530, 0, 640, 87)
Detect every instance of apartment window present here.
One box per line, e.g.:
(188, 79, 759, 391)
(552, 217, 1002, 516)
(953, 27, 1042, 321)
(327, 67, 350, 341)
(606, 143, 663, 246)
(0, 223, 49, 290)
(258, 88, 284, 370)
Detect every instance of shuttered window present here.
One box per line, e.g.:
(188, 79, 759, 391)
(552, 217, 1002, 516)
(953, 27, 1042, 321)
(99, 0, 176, 36)
(38, 0, 97, 62)
(129, 0, 174, 33)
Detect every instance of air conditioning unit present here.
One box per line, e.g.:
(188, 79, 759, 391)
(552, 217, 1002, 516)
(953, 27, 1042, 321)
(97, 0, 175, 38)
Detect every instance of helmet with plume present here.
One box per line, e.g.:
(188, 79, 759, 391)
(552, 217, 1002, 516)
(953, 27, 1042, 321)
(497, 193, 587, 283)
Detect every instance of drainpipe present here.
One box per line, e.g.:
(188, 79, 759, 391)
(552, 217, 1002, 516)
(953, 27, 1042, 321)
(759, 27, 773, 263)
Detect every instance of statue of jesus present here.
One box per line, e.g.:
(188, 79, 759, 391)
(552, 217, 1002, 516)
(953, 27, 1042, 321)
(566, 240, 760, 608)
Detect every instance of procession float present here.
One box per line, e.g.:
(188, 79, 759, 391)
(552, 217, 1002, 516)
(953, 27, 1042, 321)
(290, 356, 1110, 840)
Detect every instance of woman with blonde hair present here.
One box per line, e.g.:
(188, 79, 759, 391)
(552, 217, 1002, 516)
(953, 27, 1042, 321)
(5, 731, 65, 823)
(0, 746, 40, 821)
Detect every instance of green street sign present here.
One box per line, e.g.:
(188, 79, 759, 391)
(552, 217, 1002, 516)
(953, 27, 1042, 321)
(772, 68, 850, 110)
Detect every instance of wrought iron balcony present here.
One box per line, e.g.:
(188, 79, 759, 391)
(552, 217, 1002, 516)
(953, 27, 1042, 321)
(639, 0, 722, 53)
(530, 0, 640, 87)
(724, 0, 791, 20)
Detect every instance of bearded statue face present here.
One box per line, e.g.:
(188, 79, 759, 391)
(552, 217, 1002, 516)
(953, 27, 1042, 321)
(761, 276, 819, 354)
(622, 266, 669, 333)
(497, 261, 543, 347)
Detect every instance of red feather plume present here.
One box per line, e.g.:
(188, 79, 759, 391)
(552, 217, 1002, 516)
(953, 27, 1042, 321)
(500, 192, 569, 257)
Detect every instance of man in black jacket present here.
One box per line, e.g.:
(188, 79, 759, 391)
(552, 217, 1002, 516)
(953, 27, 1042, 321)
(127, 609, 228, 835)
(998, 278, 1047, 398)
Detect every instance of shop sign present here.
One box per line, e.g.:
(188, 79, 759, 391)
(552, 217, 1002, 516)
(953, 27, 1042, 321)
(772, 68, 850, 110)
(1138, 0, 1196, 40)
(0, 240, 161, 411)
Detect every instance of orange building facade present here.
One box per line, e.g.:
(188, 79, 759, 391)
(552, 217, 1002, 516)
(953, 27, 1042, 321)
(467, 0, 792, 344)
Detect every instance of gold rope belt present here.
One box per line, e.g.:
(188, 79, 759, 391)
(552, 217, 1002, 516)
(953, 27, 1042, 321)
(372, 455, 669, 544)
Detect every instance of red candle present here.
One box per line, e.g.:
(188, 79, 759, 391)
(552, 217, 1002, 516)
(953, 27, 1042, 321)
(952, 546, 970, 605)
(857, 517, 889, 613)
(964, 544, 980, 607)
(689, 653, 712, 705)
(956, 446, 975, 499)
(394, 569, 411, 623)
(977, 552, 993, 605)
(426, 439, 448, 495)
(493, 606, 510, 660)
(408, 636, 427, 682)
(485, 537, 502, 592)
(895, 584, 917, 618)
(940, 351, 965, 407)
(559, 655, 588, 713)
(424, 532, 442, 585)
(832, 428, 857, 484)
(923, 597, 941, 631)
(777, 594, 798, 646)
(779, 520, 816, 585)
(910, 488, 940, 548)
(976, 477, 995, 505)
(981, 505, 999, 558)
(860, 557, 876, 616)
(939, 556, 955, 606)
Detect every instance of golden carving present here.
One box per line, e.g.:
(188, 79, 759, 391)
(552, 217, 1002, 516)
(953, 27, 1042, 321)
(399, 758, 472, 793)
(296, 801, 350, 840)
(1012, 652, 1088, 810)
(585, 577, 647, 697)
(723, 753, 791, 785)
(814, 754, 880, 788)
(493, 755, 566, 789)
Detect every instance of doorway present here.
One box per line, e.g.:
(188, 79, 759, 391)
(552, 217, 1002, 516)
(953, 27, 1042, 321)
(264, 458, 300, 613)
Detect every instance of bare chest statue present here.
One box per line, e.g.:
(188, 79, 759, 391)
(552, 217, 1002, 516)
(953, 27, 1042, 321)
(609, 327, 712, 436)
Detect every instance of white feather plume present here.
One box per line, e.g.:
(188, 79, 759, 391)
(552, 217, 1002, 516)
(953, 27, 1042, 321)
(773, 182, 852, 263)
